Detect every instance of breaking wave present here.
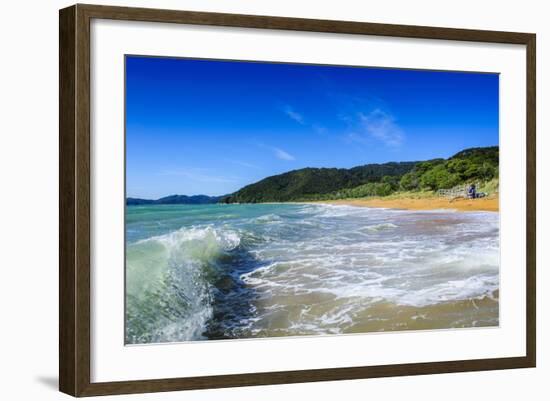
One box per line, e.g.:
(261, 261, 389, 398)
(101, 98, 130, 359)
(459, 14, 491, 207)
(125, 226, 241, 344)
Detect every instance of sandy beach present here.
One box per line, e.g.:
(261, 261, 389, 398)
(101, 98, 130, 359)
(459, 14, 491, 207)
(317, 195, 499, 212)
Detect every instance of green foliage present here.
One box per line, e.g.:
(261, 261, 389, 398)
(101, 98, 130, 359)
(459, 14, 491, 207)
(446, 157, 497, 182)
(478, 178, 499, 195)
(399, 172, 419, 191)
(221, 146, 499, 203)
(381, 175, 399, 190)
(414, 159, 445, 175)
(328, 182, 393, 199)
(419, 164, 461, 190)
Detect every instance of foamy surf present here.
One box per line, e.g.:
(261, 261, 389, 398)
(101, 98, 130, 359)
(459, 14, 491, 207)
(364, 222, 398, 232)
(126, 203, 499, 343)
(125, 226, 241, 344)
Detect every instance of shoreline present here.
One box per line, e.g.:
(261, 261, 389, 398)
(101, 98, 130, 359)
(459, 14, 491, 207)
(128, 196, 499, 212)
(311, 195, 499, 212)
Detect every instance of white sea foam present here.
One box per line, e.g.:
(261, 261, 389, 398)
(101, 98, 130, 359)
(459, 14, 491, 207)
(126, 203, 499, 342)
(237, 205, 499, 331)
(397, 274, 499, 307)
(254, 213, 282, 224)
(363, 222, 398, 232)
(136, 225, 241, 250)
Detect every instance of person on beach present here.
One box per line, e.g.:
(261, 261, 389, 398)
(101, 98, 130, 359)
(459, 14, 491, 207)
(468, 184, 477, 199)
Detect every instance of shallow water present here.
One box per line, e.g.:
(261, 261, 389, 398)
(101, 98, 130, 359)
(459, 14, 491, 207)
(125, 203, 499, 344)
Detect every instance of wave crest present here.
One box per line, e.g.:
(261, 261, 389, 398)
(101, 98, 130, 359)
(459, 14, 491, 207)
(126, 226, 241, 344)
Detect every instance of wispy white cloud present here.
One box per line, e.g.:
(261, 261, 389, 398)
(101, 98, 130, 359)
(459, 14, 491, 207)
(359, 109, 404, 147)
(283, 105, 305, 125)
(255, 141, 296, 161)
(273, 147, 295, 161)
(282, 105, 329, 136)
(223, 159, 260, 169)
(346, 109, 404, 148)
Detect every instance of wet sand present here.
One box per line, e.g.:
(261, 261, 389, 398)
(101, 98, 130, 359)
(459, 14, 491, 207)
(247, 291, 499, 338)
(318, 195, 499, 212)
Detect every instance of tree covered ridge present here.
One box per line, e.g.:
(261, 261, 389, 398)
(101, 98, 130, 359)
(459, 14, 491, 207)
(222, 146, 498, 203)
(127, 194, 223, 205)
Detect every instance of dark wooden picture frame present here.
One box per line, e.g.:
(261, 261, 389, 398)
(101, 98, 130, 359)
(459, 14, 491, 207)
(59, 3, 536, 397)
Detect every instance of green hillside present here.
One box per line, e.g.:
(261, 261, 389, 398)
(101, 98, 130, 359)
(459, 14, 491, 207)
(222, 162, 417, 203)
(222, 146, 498, 203)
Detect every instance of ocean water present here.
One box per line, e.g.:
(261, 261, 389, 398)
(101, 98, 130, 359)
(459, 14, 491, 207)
(125, 203, 499, 344)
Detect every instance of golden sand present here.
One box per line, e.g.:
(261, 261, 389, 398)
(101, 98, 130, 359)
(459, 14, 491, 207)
(318, 195, 499, 212)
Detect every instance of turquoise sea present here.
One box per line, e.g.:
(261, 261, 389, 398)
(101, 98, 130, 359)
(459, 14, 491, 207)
(125, 203, 499, 344)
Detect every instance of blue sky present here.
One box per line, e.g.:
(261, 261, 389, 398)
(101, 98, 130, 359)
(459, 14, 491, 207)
(126, 56, 499, 198)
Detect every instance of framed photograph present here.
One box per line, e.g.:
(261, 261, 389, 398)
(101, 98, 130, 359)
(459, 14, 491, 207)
(59, 4, 536, 397)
